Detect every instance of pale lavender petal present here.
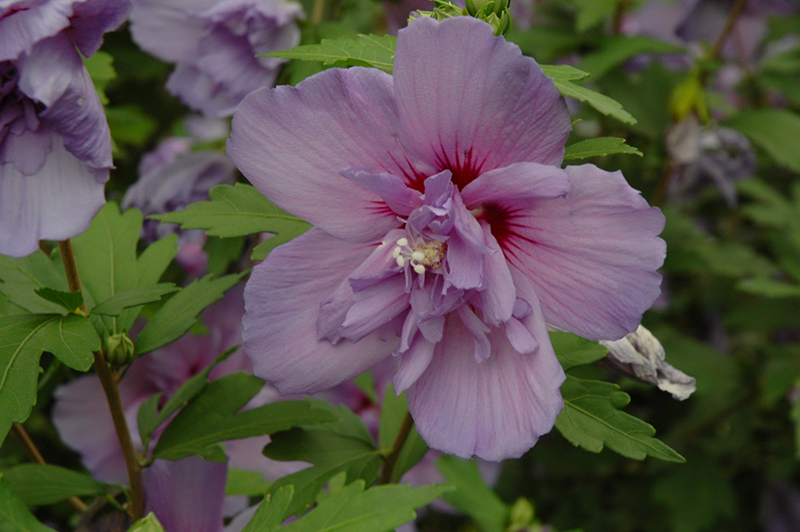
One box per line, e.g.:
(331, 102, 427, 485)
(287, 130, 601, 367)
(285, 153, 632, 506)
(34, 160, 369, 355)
(502, 164, 666, 341)
(0, 0, 73, 61)
(394, 17, 571, 190)
(456, 305, 491, 363)
(503, 316, 538, 355)
(443, 194, 490, 290)
(67, 0, 130, 57)
(227, 67, 423, 243)
(407, 290, 565, 461)
(143, 457, 227, 532)
(340, 167, 422, 216)
(243, 228, 397, 394)
(128, 0, 210, 62)
(0, 132, 106, 257)
(460, 162, 573, 209)
(394, 336, 435, 394)
(479, 223, 516, 327)
(340, 276, 410, 342)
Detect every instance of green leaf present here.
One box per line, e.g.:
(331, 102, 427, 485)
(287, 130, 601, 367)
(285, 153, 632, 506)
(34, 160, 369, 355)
(2, 464, 106, 506)
(241, 486, 295, 532)
(152, 372, 337, 461)
(152, 184, 311, 252)
(91, 283, 179, 316)
(36, 314, 99, 371)
(106, 105, 158, 150)
(0, 251, 69, 314)
(128, 513, 166, 532)
(555, 375, 685, 462)
(134, 273, 244, 356)
(437, 455, 508, 532)
(33, 288, 83, 313)
(563, 137, 642, 160)
(377, 384, 428, 483)
(203, 237, 246, 276)
(542, 65, 637, 124)
(352, 371, 377, 404)
(264, 34, 397, 73)
(0, 474, 55, 531)
(83, 51, 115, 106)
(725, 109, 800, 172)
(550, 331, 607, 371)
(72, 203, 178, 335)
(576, 36, 683, 79)
(281, 481, 450, 532)
(737, 278, 800, 298)
(136, 392, 163, 455)
(264, 403, 382, 517)
(0, 315, 53, 446)
(226, 469, 272, 497)
(572, 0, 617, 32)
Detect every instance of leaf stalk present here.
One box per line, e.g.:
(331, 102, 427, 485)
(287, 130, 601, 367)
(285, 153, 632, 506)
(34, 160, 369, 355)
(380, 409, 415, 484)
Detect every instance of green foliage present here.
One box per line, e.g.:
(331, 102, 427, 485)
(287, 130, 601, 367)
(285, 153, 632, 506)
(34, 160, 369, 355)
(203, 237, 246, 276)
(0, 474, 55, 531)
(33, 289, 83, 314)
(133, 273, 244, 356)
(241, 486, 295, 532)
(542, 65, 637, 124)
(128, 513, 166, 532)
(34, 314, 99, 371)
(725, 109, 800, 172)
(90, 283, 179, 316)
(83, 51, 116, 106)
(152, 184, 311, 260)
(570, 0, 617, 32)
(0, 251, 70, 315)
(226, 469, 272, 497)
(437, 455, 508, 532)
(264, 403, 383, 517)
(577, 36, 683, 79)
(563, 137, 642, 160)
(264, 34, 397, 73)
(556, 375, 685, 462)
(152, 372, 337, 461)
(106, 106, 159, 154)
(1, 464, 106, 506)
(550, 331, 608, 370)
(377, 385, 428, 483)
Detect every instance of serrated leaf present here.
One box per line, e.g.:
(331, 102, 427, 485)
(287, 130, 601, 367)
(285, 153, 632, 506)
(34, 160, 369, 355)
(550, 331, 608, 371)
(281, 480, 450, 532)
(136, 392, 162, 455)
(563, 137, 642, 160)
(0, 314, 53, 446)
(0, 251, 69, 314)
(2, 464, 106, 506)
(152, 184, 311, 246)
(226, 469, 272, 497)
(91, 283, 179, 316)
(264, 403, 382, 517)
(72, 203, 178, 335)
(152, 372, 338, 461)
(726, 109, 800, 172)
(203, 236, 246, 276)
(128, 513, 166, 532)
(555, 375, 685, 462)
(542, 65, 637, 124)
(36, 314, 99, 371)
(437, 455, 508, 532)
(0, 474, 56, 531)
(241, 486, 295, 532)
(33, 288, 83, 313)
(265, 34, 397, 73)
(378, 384, 428, 483)
(134, 273, 244, 356)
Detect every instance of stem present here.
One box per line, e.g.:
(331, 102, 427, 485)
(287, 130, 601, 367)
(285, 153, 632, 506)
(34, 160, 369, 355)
(311, 0, 326, 26)
(710, 0, 747, 60)
(58, 240, 144, 520)
(380, 410, 415, 484)
(611, 0, 628, 36)
(12, 424, 89, 513)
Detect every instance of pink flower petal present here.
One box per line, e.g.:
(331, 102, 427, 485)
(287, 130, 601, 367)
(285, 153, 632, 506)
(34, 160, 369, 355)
(243, 228, 397, 394)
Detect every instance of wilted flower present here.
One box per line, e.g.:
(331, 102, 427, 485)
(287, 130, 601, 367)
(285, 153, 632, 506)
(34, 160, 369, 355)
(228, 17, 666, 461)
(128, 0, 304, 117)
(0, 0, 129, 257)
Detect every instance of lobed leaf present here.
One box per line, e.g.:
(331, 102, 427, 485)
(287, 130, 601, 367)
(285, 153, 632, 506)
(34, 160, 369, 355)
(437, 455, 508, 532)
(241, 486, 295, 532)
(542, 65, 637, 124)
(563, 137, 642, 160)
(33, 288, 83, 314)
(0, 474, 55, 531)
(264, 34, 397, 73)
(0, 251, 69, 315)
(555, 375, 685, 462)
(550, 331, 608, 371)
(377, 384, 428, 483)
(2, 464, 106, 506)
(91, 283, 179, 316)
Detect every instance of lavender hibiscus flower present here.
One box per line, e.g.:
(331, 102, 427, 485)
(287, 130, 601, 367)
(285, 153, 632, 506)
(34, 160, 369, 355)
(128, 0, 303, 117)
(0, 0, 129, 257)
(228, 17, 666, 461)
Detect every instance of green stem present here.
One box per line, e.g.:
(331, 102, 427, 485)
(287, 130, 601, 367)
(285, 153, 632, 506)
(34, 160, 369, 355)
(380, 410, 415, 484)
(311, 0, 326, 26)
(58, 240, 144, 521)
(710, 0, 747, 60)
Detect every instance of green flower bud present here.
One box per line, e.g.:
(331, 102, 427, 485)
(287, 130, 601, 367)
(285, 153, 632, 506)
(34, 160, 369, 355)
(105, 332, 135, 367)
(508, 498, 536, 530)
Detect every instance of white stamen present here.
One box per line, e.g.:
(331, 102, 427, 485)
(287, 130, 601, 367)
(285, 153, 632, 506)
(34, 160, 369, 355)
(396, 237, 409, 247)
(392, 247, 401, 259)
(413, 264, 426, 274)
(391, 235, 446, 275)
(396, 256, 405, 267)
(411, 251, 425, 262)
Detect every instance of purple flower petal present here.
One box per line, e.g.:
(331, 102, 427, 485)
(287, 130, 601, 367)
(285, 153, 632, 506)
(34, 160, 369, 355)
(243, 228, 397, 394)
(143, 457, 227, 532)
(393, 17, 571, 191)
(228, 67, 419, 243)
(67, 0, 130, 58)
(501, 164, 666, 341)
(0, 0, 73, 61)
(460, 162, 573, 207)
(407, 284, 565, 461)
(128, 0, 209, 62)
(394, 336, 435, 393)
(478, 223, 516, 327)
(340, 167, 422, 216)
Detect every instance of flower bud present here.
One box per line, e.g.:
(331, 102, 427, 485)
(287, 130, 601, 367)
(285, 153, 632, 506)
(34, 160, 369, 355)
(105, 332, 135, 367)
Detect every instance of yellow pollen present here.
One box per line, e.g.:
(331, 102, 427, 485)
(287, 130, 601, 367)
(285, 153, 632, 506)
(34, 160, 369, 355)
(392, 237, 446, 274)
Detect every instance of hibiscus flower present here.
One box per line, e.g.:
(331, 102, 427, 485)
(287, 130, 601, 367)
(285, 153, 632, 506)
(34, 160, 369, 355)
(227, 16, 666, 461)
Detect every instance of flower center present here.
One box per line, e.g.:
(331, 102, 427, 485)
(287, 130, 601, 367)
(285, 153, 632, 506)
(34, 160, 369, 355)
(392, 237, 446, 274)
